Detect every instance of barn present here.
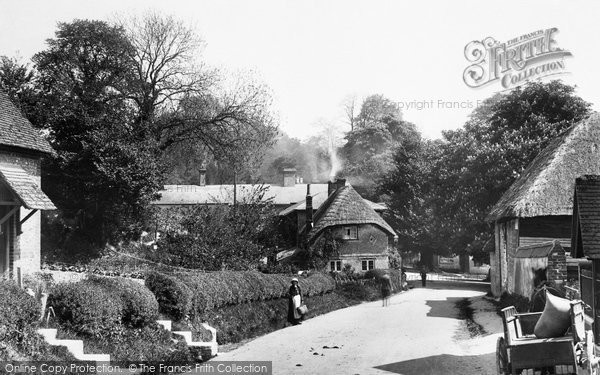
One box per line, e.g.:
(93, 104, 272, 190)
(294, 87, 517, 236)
(487, 113, 600, 297)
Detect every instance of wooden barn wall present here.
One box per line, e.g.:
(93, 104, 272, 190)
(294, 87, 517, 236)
(505, 219, 520, 294)
(491, 219, 519, 296)
(513, 257, 548, 299)
(519, 216, 571, 238)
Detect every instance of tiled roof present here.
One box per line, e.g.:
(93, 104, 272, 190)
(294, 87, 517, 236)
(514, 240, 563, 258)
(155, 183, 330, 206)
(0, 164, 56, 210)
(487, 113, 600, 221)
(307, 185, 397, 242)
(572, 175, 600, 258)
(0, 91, 53, 154)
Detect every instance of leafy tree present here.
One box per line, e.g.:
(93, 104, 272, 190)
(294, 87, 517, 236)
(7, 14, 278, 255)
(340, 94, 419, 200)
(32, 20, 163, 247)
(153, 186, 282, 270)
(429, 80, 592, 257)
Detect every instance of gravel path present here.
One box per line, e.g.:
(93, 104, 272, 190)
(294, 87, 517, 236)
(214, 281, 503, 375)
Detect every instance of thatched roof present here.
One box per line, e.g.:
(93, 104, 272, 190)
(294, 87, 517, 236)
(487, 113, 600, 222)
(307, 185, 397, 242)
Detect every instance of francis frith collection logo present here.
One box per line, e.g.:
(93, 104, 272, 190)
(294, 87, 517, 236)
(463, 28, 572, 89)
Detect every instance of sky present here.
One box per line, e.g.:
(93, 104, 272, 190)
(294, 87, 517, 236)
(1, 0, 599, 140)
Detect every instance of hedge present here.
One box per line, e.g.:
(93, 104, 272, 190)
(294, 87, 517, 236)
(145, 272, 192, 320)
(50, 276, 159, 336)
(87, 276, 158, 327)
(146, 270, 336, 319)
(0, 281, 40, 330)
(50, 281, 122, 337)
(364, 269, 403, 291)
(0, 280, 75, 361)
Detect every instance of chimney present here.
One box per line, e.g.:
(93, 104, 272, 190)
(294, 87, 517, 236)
(306, 184, 313, 230)
(199, 168, 207, 186)
(328, 178, 346, 196)
(328, 181, 335, 196)
(282, 168, 296, 187)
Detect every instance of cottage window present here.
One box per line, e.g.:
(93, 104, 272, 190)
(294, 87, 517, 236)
(362, 259, 375, 271)
(330, 260, 342, 272)
(343, 226, 358, 240)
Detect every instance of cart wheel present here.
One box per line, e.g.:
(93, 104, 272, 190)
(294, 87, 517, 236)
(496, 336, 510, 375)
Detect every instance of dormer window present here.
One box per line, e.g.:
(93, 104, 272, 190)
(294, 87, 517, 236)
(342, 226, 358, 240)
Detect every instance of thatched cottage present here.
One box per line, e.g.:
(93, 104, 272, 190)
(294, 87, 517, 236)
(279, 179, 398, 272)
(0, 91, 55, 278)
(154, 170, 396, 272)
(487, 113, 600, 297)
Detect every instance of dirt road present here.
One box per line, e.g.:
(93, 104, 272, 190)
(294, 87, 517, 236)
(214, 281, 503, 375)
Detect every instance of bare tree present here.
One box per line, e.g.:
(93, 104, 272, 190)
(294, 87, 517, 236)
(116, 12, 278, 165)
(342, 94, 358, 131)
(116, 12, 216, 123)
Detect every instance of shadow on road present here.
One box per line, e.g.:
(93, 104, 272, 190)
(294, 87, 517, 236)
(374, 353, 495, 374)
(425, 297, 463, 318)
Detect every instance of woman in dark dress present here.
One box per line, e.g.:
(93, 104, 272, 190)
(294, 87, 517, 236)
(287, 278, 303, 325)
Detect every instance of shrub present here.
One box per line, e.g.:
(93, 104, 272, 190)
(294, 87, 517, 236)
(49, 281, 122, 337)
(145, 271, 192, 320)
(364, 269, 403, 291)
(0, 281, 76, 361)
(88, 276, 158, 327)
(0, 281, 40, 329)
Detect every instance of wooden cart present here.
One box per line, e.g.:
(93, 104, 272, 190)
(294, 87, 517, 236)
(496, 300, 598, 375)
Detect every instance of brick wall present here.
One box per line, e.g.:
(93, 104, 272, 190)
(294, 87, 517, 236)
(547, 246, 567, 291)
(0, 151, 42, 275)
(321, 224, 392, 273)
(329, 224, 389, 256)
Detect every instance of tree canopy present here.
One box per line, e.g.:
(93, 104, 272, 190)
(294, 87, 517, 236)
(0, 16, 278, 253)
(424, 81, 592, 259)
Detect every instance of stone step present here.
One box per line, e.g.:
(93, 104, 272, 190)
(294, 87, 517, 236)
(161, 320, 218, 360)
(156, 319, 172, 331)
(36, 328, 111, 363)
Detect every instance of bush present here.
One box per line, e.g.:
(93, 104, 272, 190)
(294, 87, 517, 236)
(49, 281, 122, 337)
(364, 269, 403, 291)
(145, 270, 336, 318)
(88, 276, 158, 327)
(0, 281, 40, 330)
(0, 280, 76, 361)
(145, 271, 192, 320)
(176, 270, 334, 315)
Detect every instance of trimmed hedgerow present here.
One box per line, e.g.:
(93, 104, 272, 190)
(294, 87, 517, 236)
(364, 269, 403, 291)
(0, 280, 40, 330)
(147, 270, 336, 318)
(87, 276, 158, 327)
(49, 281, 122, 337)
(145, 271, 192, 320)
